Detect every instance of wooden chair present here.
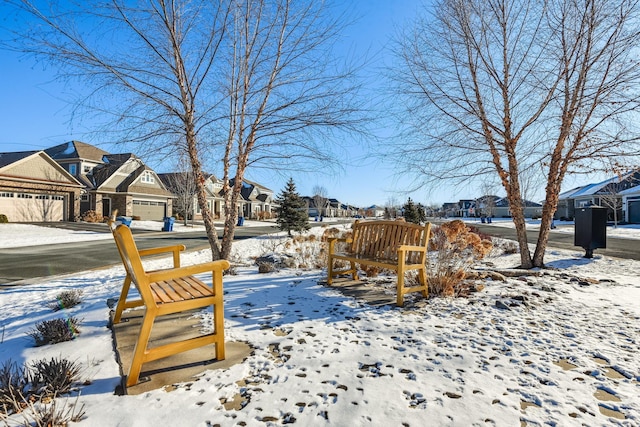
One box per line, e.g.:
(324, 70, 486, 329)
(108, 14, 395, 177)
(109, 220, 229, 387)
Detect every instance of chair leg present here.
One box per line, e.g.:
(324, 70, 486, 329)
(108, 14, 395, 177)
(113, 275, 133, 324)
(126, 311, 155, 387)
(350, 261, 357, 281)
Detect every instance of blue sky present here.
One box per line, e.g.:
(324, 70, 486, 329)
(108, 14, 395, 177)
(2, 0, 593, 207)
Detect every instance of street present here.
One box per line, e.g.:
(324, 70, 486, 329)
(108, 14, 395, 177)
(1, 219, 638, 285)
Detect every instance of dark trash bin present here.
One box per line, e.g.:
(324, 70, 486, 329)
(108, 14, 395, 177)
(487, 217, 492, 223)
(237, 216, 244, 226)
(162, 216, 175, 232)
(480, 216, 486, 223)
(116, 216, 132, 227)
(574, 206, 607, 258)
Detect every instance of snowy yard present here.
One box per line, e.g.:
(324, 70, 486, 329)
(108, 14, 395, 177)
(0, 221, 639, 426)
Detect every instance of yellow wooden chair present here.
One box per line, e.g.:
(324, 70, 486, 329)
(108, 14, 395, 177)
(109, 220, 229, 387)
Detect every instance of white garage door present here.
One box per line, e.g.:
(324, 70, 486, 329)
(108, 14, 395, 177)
(132, 200, 166, 220)
(0, 192, 65, 222)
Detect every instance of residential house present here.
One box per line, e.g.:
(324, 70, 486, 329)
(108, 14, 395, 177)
(493, 197, 543, 218)
(556, 185, 587, 220)
(0, 150, 83, 222)
(621, 185, 640, 224)
(565, 170, 640, 222)
(230, 178, 275, 219)
(87, 153, 173, 220)
(441, 202, 458, 217)
(159, 173, 225, 220)
(45, 141, 173, 220)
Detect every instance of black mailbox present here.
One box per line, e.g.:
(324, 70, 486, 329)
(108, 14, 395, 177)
(574, 206, 607, 258)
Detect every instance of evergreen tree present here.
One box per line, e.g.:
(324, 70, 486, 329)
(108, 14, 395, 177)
(417, 203, 427, 223)
(402, 197, 420, 224)
(275, 178, 310, 236)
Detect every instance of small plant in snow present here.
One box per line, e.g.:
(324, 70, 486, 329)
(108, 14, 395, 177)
(28, 317, 81, 347)
(48, 290, 83, 312)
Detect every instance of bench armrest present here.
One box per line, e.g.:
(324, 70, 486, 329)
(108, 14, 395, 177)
(138, 244, 186, 268)
(397, 244, 428, 253)
(146, 259, 231, 285)
(328, 237, 353, 253)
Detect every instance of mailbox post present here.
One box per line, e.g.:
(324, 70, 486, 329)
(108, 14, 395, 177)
(574, 206, 607, 258)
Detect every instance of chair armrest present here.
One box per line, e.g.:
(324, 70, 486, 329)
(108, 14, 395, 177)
(146, 260, 231, 284)
(138, 245, 186, 257)
(138, 245, 186, 268)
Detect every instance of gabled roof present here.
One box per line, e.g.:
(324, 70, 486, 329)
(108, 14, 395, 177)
(494, 197, 542, 207)
(620, 184, 640, 196)
(558, 185, 589, 200)
(0, 150, 82, 187)
(0, 150, 38, 168)
(44, 140, 109, 162)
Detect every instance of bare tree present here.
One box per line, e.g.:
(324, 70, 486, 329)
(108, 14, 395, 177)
(161, 158, 198, 226)
(392, 0, 640, 267)
(7, 0, 364, 261)
(312, 185, 329, 218)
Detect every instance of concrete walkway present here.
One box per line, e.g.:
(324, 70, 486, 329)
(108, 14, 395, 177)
(111, 309, 252, 395)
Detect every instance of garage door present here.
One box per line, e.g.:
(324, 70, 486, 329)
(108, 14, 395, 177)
(0, 192, 65, 222)
(132, 200, 166, 220)
(629, 200, 640, 224)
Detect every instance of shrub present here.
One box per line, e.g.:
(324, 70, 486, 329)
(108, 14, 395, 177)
(28, 317, 81, 347)
(48, 290, 83, 312)
(81, 210, 103, 223)
(426, 220, 493, 297)
(0, 214, 8, 223)
(0, 360, 31, 414)
(0, 357, 82, 418)
(30, 358, 81, 398)
(257, 261, 276, 273)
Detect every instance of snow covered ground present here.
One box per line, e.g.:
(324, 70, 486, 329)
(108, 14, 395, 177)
(0, 220, 639, 426)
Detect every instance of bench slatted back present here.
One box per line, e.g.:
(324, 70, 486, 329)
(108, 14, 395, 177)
(351, 220, 428, 263)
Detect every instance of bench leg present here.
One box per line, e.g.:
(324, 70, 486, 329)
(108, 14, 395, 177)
(349, 261, 357, 281)
(418, 266, 428, 298)
(327, 255, 335, 285)
(396, 271, 405, 307)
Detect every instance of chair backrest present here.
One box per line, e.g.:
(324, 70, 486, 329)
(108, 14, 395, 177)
(111, 223, 154, 302)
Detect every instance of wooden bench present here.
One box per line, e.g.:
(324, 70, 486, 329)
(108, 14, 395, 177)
(109, 220, 229, 387)
(327, 220, 431, 306)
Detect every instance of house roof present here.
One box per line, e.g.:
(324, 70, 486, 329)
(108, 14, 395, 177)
(44, 140, 109, 162)
(620, 184, 640, 196)
(0, 150, 38, 168)
(495, 197, 542, 207)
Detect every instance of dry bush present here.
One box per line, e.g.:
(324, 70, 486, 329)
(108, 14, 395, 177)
(28, 317, 81, 347)
(0, 357, 82, 420)
(48, 290, 83, 312)
(257, 261, 276, 273)
(427, 220, 493, 297)
(81, 210, 102, 223)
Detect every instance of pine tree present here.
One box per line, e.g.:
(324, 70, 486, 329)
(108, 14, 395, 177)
(275, 178, 310, 236)
(402, 197, 420, 224)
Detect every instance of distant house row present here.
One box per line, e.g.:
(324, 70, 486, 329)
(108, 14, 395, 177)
(436, 169, 640, 224)
(0, 141, 276, 222)
(439, 196, 543, 219)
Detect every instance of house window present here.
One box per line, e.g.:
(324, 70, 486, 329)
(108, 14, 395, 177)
(81, 194, 89, 202)
(69, 164, 77, 175)
(141, 171, 155, 184)
(17, 193, 33, 199)
(0, 192, 13, 198)
(83, 165, 92, 173)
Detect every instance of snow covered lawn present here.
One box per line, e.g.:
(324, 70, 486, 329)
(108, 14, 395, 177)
(0, 222, 638, 426)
